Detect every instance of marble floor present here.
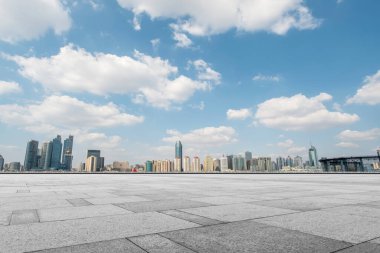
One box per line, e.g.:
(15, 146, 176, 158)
(1, 174, 380, 252)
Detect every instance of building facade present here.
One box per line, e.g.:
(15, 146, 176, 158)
(175, 141, 183, 172)
(24, 140, 39, 170)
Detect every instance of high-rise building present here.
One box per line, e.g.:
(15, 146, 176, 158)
(226, 155, 233, 170)
(203, 156, 214, 172)
(245, 151, 252, 170)
(99, 157, 105, 170)
(184, 156, 191, 172)
(294, 156, 303, 168)
(233, 155, 245, 171)
(62, 135, 74, 170)
(251, 158, 259, 171)
(85, 156, 97, 172)
(258, 157, 272, 171)
(276, 157, 284, 170)
(9, 162, 21, 171)
(286, 156, 293, 167)
(87, 150, 101, 171)
(220, 156, 228, 171)
(112, 161, 129, 171)
(146, 160, 153, 172)
(50, 135, 62, 169)
(0, 155, 4, 171)
(40, 141, 53, 170)
(309, 145, 319, 167)
(192, 157, 201, 172)
(213, 158, 221, 171)
(174, 158, 181, 172)
(175, 141, 183, 172)
(24, 140, 39, 170)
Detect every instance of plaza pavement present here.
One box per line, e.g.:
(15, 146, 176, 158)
(1, 174, 380, 252)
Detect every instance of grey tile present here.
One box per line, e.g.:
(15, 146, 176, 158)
(10, 209, 39, 225)
(85, 196, 149, 205)
(256, 210, 380, 243)
(191, 196, 256, 205)
(29, 238, 145, 253)
(180, 203, 297, 222)
(38, 204, 132, 222)
(17, 189, 30, 193)
(161, 210, 223, 226)
(0, 211, 12, 226)
(321, 205, 380, 218)
(66, 198, 92, 207)
(162, 220, 351, 253)
(0, 212, 199, 253)
(130, 234, 195, 253)
(116, 199, 211, 213)
(334, 242, 380, 253)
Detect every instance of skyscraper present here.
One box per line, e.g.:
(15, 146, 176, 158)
(24, 140, 39, 170)
(213, 158, 221, 171)
(220, 156, 228, 171)
(62, 135, 74, 170)
(192, 157, 201, 172)
(294, 156, 303, 168)
(85, 156, 97, 172)
(50, 135, 62, 169)
(276, 157, 284, 170)
(184, 156, 191, 172)
(0, 155, 4, 171)
(87, 150, 101, 171)
(286, 156, 293, 167)
(175, 141, 183, 172)
(245, 151, 252, 170)
(203, 156, 214, 172)
(40, 141, 53, 170)
(309, 145, 319, 167)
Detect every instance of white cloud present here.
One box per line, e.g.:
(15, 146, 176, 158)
(189, 60, 221, 84)
(5, 45, 219, 109)
(0, 81, 22, 95)
(172, 30, 193, 48)
(255, 93, 359, 131)
(227, 108, 252, 120)
(0, 95, 143, 130)
(0, 0, 71, 43)
(347, 70, 380, 105)
(252, 74, 280, 82)
(162, 126, 237, 147)
(277, 139, 294, 148)
(276, 138, 306, 155)
(189, 101, 205, 111)
(336, 142, 359, 148)
(117, 0, 321, 39)
(337, 128, 380, 142)
(150, 38, 160, 49)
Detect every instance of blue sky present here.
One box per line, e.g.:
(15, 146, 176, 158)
(0, 0, 379, 166)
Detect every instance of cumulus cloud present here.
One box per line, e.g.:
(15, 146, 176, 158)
(255, 93, 359, 131)
(0, 95, 143, 148)
(189, 60, 221, 84)
(227, 108, 252, 120)
(337, 128, 380, 142)
(336, 142, 359, 148)
(347, 70, 380, 105)
(150, 38, 160, 49)
(0, 81, 22, 95)
(0, 0, 71, 43)
(162, 126, 237, 147)
(173, 31, 193, 48)
(277, 139, 294, 148)
(252, 74, 280, 82)
(117, 0, 321, 41)
(276, 139, 306, 155)
(5, 45, 220, 109)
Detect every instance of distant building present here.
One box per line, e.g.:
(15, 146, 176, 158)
(251, 158, 259, 171)
(50, 135, 62, 169)
(175, 141, 183, 172)
(112, 161, 129, 172)
(87, 150, 101, 171)
(24, 140, 39, 170)
(309, 145, 319, 167)
(213, 158, 221, 172)
(9, 162, 21, 171)
(203, 156, 214, 172)
(258, 157, 272, 172)
(245, 151, 252, 170)
(285, 156, 293, 167)
(192, 157, 201, 172)
(226, 155, 233, 170)
(0, 155, 4, 171)
(294, 156, 303, 168)
(174, 158, 182, 172)
(145, 160, 153, 172)
(233, 155, 245, 171)
(320, 156, 379, 172)
(85, 156, 97, 172)
(276, 157, 284, 170)
(40, 141, 53, 170)
(184, 156, 191, 172)
(62, 135, 74, 170)
(220, 156, 228, 171)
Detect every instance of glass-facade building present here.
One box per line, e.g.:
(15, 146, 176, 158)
(24, 140, 39, 170)
(309, 145, 319, 167)
(50, 135, 62, 169)
(175, 141, 183, 172)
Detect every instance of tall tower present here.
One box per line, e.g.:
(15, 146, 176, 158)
(175, 141, 183, 172)
(50, 135, 62, 169)
(24, 140, 39, 170)
(40, 141, 53, 170)
(308, 145, 319, 167)
(62, 135, 74, 170)
(0, 154, 4, 171)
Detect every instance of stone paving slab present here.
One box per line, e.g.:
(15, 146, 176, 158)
(180, 203, 298, 222)
(66, 198, 92, 207)
(334, 242, 380, 253)
(0, 212, 199, 253)
(0, 211, 12, 226)
(161, 219, 351, 253)
(10, 209, 39, 225)
(0, 199, 72, 212)
(321, 205, 380, 218)
(130, 234, 196, 253)
(161, 210, 223, 226)
(85, 196, 149, 205)
(28, 238, 145, 253)
(38, 204, 132, 222)
(256, 210, 380, 243)
(116, 199, 212, 213)
(191, 196, 257, 205)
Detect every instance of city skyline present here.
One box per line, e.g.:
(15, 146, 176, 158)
(0, 0, 380, 166)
